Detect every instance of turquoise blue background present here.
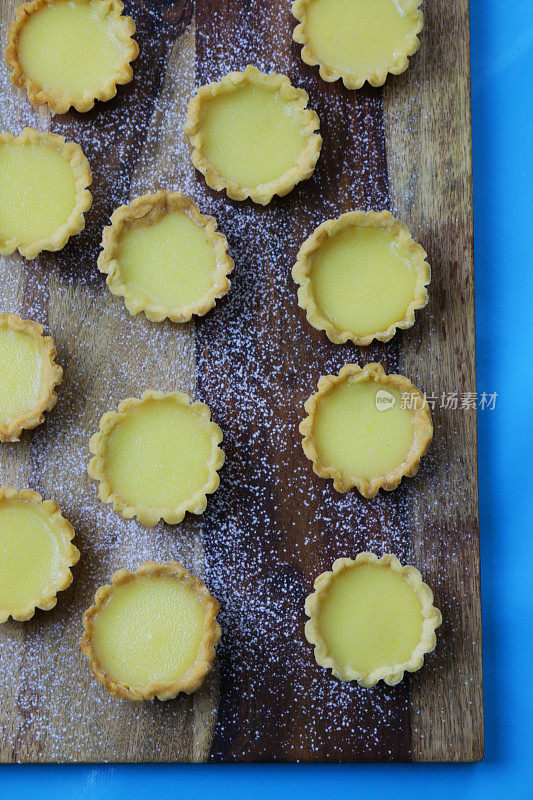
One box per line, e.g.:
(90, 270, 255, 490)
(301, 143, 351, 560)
(2, 0, 532, 797)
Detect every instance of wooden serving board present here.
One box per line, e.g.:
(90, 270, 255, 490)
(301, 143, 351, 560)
(0, 0, 482, 762)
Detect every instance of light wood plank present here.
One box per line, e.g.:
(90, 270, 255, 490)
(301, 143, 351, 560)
(383, 0, 483, 762)
(0, 2, 219, 762)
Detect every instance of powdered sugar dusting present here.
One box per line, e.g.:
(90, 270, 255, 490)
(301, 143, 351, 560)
(0, 0, 478, 763)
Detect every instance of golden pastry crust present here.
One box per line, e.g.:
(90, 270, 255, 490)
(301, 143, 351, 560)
(6, 0, 139, 114)
(300, 362, 433, 497)
(292, 210, 430, 345)
(304, 552, 442, 687)
(0, 313, 63, 442)
(81, 561, 221, 701)
(0, 487, 79, 623)
(98, 191, 234, 323)
(87, 390, 224, 527)
(183, 65, 322, 205)
(292, 0, 423, 89)
(0, 128, 92, 259)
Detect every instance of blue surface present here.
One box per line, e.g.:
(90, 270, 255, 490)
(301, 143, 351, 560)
(2, 1, 533, 798)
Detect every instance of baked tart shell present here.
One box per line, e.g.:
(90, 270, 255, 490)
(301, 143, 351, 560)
(305, 552, 442, 687)
(87, 390, 224, 527)
(81, 561, 221, 701)
(98, 190, 234, 323)
(292, 210, 430, 346)
(0, 128, 92, 259)
(0, 313, 63, 442)
(0, 487, 79, 622)
(300, 362, 433, 497)
(6, 0, 139, 114)
(292, 0, 423, 90)
(184, 64, 322, 205)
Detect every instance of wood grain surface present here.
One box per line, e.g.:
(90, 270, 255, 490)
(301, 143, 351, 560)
(0, 0, 482, 762)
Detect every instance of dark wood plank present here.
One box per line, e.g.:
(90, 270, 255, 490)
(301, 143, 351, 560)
(195, 0, 407, 763)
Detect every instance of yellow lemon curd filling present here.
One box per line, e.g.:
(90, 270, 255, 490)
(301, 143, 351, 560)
(0, 327, 43, 425)
(313, 380, 414, 479)
(316, 563, 423, 676)
(0, 140, 76, 246)
(305, 0, 417, 78)
(17, 0, 125, 95)
(91, 575, 206, 686)
(0, 499, 69, 611)
(198, 83, 309, 187)
(116, 211, 218, 308)
(103, 398, 213, 510)
(309, 225, 418, 336)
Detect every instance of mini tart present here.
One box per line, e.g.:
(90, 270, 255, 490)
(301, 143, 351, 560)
(0, 128, 92, 259)
(300, 363, 432, 497)
(6, 0, 139, 114)
(184, 65, 322, 205)
(0, 313, 62, 442)
(292, 210, 430, 345)
(88, 391, 224, 526)
(98, 191, 234, 323)
(0, 487, 79, 623)
(304, 552, 441, 687)
(292, 0, 423, 89)
(81, 561, 221, 701)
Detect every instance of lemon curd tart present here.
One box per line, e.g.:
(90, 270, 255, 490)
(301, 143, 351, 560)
(98, 191, 234, 323)
(0, 128, 92, 259)
(300, 363, 432, 497)
(6, 0, 138, 114)
(305, 552, 441, 687)
(88, 391, 224, 526)
(81, 561, 221, 701)
(0, 314, 62, 442)
(292, 0, 423, 89)
(292, 210, 430, 345)
(184, 65, 322, 205)
(0, 487, 79, 623)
